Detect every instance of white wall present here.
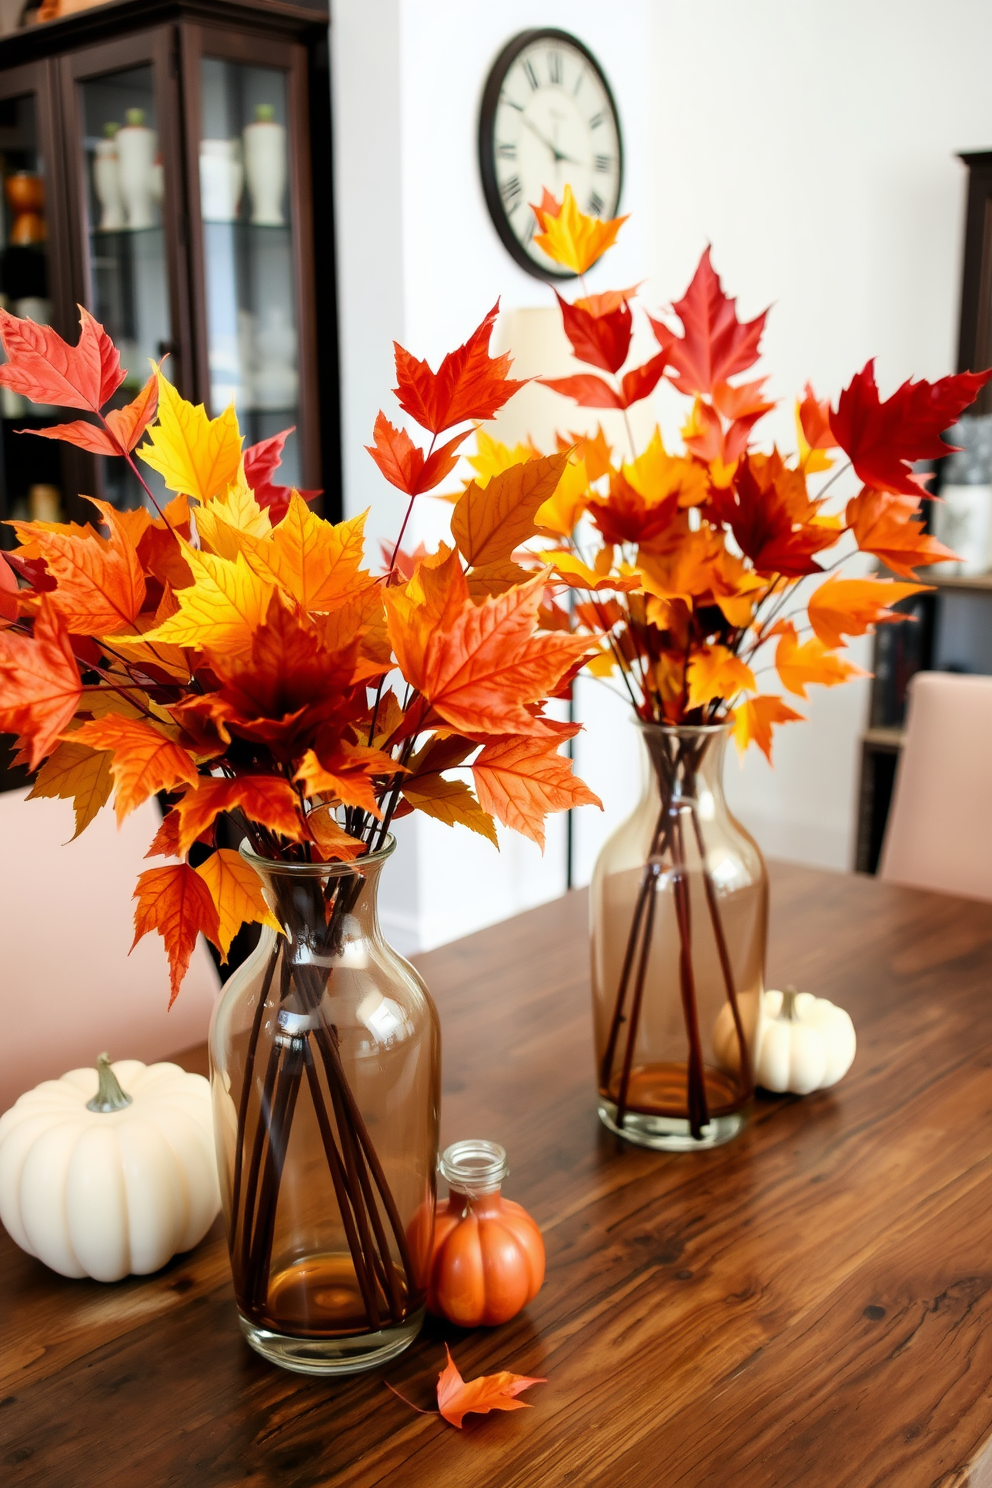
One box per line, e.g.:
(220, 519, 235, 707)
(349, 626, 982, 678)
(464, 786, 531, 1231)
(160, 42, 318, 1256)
(331, 0, 992, 949)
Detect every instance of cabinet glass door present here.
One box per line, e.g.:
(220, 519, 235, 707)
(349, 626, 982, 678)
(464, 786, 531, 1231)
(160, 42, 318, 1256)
(79, 64, 169, 509)
(199, 58, 301, 486)
(0, 90, 62, 527)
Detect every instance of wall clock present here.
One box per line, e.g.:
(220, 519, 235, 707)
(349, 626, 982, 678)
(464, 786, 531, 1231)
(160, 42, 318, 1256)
(478, 29, 623, 281)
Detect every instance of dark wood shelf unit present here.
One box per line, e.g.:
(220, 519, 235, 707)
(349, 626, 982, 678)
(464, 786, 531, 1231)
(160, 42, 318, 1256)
(855, 148, 992, 870)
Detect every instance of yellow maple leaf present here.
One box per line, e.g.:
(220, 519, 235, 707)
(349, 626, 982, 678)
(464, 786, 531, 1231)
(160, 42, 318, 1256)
(118, 545, 273, 657)
(686, 644, 757, 710)
(195, 848, 283, 961)
(623, 428, 709, 509)
(194, 466, 272, 559)
(536, 457, 590, 536)
(238, 495, 371, 612)
(532, 184, 628, 275)
(402, 772, 499, 846)
(26, 738, 113, 839)
(138, 372, 243, 503)
(465, 429, 541, 488)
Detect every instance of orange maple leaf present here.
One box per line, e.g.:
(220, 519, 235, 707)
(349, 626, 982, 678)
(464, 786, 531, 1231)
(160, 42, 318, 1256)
(131, 863, 220, 1006)
(732, 694, 803, 761)
(0, 598, 82, 769)
(400, 572, 592, 738)
(392, 302, 526, 435)
(845, 488, 957, 577)
(239, 499, 373, 613)
(773, 621, 866, 698)
(451, 451, 570, 567)
(0, 304, 124, 412)
(686, 645, 757, 710)
(472, 732, 602, 849)
(294, 741, 399, 818)
(25, 373, 159, 457)
(436, 1345, 545, 1430)
(172, 774, 304, 857)
(10, 497, 146, 633)
(807, 574, 928, 650)
(365, 413, 470, 497)
(71, 713, 199, 824)
(194, 848, 282, 961)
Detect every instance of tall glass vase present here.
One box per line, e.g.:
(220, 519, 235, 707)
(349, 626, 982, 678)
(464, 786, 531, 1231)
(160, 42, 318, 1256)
(209, 837, 440, 1375)
(591, 724, 767, 1151)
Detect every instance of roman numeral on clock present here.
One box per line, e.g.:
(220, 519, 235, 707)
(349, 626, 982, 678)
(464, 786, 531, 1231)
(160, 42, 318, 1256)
(501, 176, 523, 211)
(522, 58, 539, 90)
(589, 112, 604, 129)
(497, 142, 517, 160)
(547, 50, 562, 85)
(595, 155, 613, 172)
(589, 191, 604, 216)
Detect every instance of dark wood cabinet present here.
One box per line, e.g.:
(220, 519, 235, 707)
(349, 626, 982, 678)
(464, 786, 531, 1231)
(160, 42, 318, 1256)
(855, 150, 992, 871)
(0, 0, 337, 529)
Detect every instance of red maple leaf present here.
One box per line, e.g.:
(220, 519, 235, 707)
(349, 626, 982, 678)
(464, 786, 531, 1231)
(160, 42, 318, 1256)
(392, 302, 527, 434)
(830, 360, 992, 496)
(648, 247, 767, 397)
(555, 290, 632, 375)
(243, 427, 321, 522)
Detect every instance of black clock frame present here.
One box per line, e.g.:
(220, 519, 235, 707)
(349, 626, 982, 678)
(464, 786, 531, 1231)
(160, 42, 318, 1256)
(478, 27, 624, 283)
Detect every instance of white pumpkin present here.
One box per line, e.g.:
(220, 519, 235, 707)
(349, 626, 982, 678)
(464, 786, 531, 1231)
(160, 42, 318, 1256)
(714, 987, 856, 1095)
(0, 1055, 220, 1282)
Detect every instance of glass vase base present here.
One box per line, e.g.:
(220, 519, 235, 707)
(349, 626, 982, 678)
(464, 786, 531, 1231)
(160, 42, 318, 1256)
(238, 1306, 425, 1377)
(598, 1099, 746, 1151)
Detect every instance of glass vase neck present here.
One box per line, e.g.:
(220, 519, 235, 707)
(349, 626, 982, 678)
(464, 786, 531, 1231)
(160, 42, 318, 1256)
(239, 835, 395, 950)
(638, 722, 731, 803)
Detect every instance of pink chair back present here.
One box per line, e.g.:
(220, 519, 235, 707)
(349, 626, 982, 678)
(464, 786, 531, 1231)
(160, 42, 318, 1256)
(878, 671, 992, 900)
(0, 787, 220, 1112)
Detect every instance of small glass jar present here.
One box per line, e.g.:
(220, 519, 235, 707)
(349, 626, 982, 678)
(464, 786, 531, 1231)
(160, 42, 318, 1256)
(428, 1141, 545, 1327)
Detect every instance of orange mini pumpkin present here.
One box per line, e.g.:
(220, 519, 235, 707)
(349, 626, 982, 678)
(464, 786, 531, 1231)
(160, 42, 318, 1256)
(427, 1140, 545, 1328)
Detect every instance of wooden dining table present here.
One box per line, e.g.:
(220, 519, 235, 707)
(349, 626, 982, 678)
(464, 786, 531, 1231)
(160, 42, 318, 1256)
(2, 861, 991, 1487)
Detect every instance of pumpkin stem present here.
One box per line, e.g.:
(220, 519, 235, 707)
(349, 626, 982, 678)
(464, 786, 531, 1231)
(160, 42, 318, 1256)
(86, 1053, 133, 1113)
(779, 986, 801, 1022)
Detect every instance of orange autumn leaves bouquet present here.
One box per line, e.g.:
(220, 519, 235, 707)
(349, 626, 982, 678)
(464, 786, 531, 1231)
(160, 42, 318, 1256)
(0, 305, 598, 999)
(508, 186, 992, 757)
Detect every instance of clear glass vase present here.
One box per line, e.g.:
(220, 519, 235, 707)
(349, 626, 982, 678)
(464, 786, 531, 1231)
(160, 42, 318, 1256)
(208, 836, 440, 1375)
(591, 723, 767, 1150)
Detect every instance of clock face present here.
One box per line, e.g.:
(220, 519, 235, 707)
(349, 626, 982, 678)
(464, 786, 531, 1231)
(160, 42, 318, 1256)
(479, 30, 623, 281)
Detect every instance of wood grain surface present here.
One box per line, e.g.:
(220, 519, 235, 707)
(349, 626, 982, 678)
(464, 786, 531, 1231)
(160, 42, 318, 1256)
(2, 862, 991, 1487)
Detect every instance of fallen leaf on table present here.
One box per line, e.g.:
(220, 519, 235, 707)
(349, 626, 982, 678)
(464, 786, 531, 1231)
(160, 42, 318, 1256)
(386, 1345, 546, 1430)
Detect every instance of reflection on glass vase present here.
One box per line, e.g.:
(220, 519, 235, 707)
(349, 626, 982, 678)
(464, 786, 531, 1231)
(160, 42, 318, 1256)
(209, 835, 441, 1375)
(591, 723, 766, 1151)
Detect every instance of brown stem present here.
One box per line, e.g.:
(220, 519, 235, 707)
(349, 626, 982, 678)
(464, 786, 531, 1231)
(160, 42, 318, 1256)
(671, 809, 709, 1138)
(302, 1041, 383, 1328)
(599, 804, 667, 1089)
(613, 857, 660, 1127)
(688, 802, 752, 1096)
(238, 1037, 282, 1275)
(246, 1038, 304, 1313)
(230, 941, 279, 1231)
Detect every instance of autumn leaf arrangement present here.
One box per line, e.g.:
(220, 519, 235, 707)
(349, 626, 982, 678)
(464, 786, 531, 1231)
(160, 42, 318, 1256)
(0, 299, 599, 1329)
(492, 184, 992, 1134)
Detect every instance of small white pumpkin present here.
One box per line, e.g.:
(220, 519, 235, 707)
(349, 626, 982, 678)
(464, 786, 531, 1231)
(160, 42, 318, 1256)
(714, 987, 856, 1095)
(0, 1055, 220, 1282)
